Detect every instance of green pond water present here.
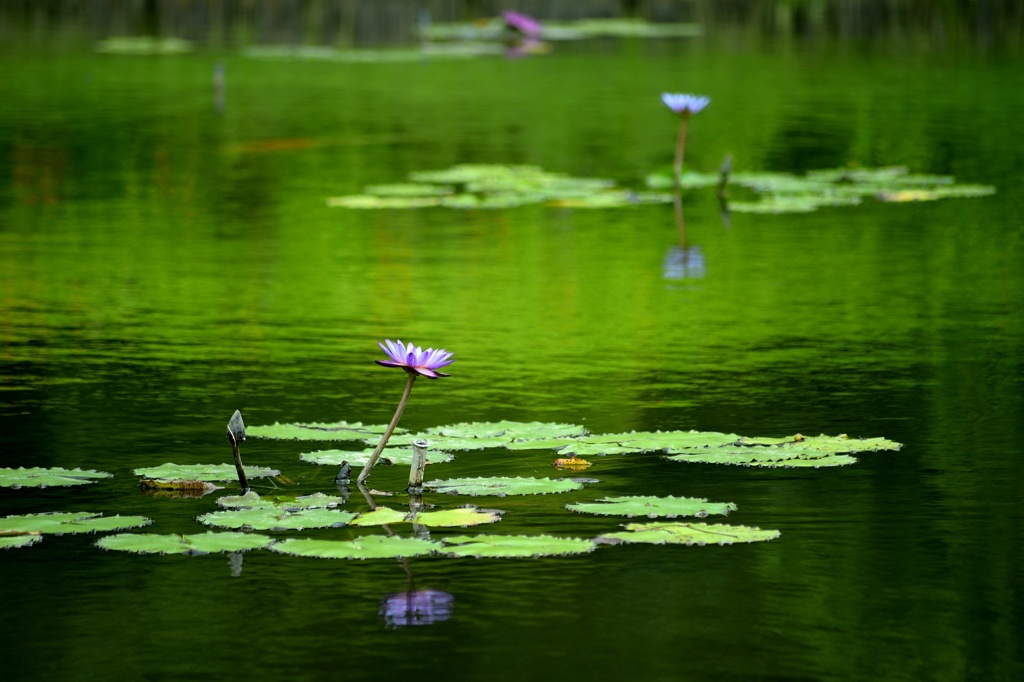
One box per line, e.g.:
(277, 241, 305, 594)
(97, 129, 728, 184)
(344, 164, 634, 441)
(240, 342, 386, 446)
(2, 29, 1023, 682)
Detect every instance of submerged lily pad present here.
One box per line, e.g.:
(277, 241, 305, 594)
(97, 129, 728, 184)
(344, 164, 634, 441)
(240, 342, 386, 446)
(600, 522, 780, 545)
(270, 535, 438, 560)
(0, 512, 151, 535)
(0, 466, 113, 488)
(247, 420, 393, 441)
(426, 476, 586, 497)
(134, 463, 280, 482)
(97, 531, 274, 555)
(349, 506, 502, 528)
(441, 534, 596, 558)
(567, 496, 737, 518)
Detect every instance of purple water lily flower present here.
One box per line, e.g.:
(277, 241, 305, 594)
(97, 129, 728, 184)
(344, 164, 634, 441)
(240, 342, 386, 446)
(661, 93, 710, 117)
(503, 10, 542, 38)
(376, 339, 454, 379)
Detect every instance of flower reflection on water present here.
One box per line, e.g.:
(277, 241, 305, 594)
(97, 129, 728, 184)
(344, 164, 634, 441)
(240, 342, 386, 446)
(379, 589, 455, 628)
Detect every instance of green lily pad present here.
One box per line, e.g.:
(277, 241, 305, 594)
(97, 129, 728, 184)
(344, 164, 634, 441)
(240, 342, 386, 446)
(441, 534, 596, 558)
(567, 495, 737, 518)
(134, 463, 280, 482)
(350, 506, 502, 528)
(426, 420, 587, 440)
(247, 421, 394, 441)
(364, 183, 454, 197)
(96, 531, 274, 555)
(599, 522, 780, 545)
(300, 446, 453, 466)
(0, 466, 113, 488)
(269, 535, 439, 560)
(327, 195, 442, 209)
(244, 43, 500, 63)
(425, 476, 586, 497)
(0, 512, 151, 535)
(665, 444, 858, 467)
(381, 434, 512, 451)
(504, 437, 583, 451)
(876, 185, 997, 202)
(96, 36, 192, 54)
(216, 492, 346, 511)
(646, 169, 722, 190)
(198, 506, 357, 531)
(1, 533, 43, 549)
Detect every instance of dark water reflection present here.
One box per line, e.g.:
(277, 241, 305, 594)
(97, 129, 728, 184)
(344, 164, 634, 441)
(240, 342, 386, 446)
(1, 27, 1023, 682)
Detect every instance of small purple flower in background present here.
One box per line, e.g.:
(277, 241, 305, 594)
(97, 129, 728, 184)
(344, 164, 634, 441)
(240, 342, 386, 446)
(357, 339, 455, 484)
(661, 93, 710, 118)
(661, 93, 711, 187)
(503, 10, 542, 38)
(375, 339, 454, 379)
(380, 590, 455, 628)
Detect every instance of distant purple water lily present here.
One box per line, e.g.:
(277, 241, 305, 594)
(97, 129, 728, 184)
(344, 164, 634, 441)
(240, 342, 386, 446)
(661, 92, 711, 187)
(375, 339, 454, 379)
(661, 93, 710, 118)
(357, 339, 455, 485)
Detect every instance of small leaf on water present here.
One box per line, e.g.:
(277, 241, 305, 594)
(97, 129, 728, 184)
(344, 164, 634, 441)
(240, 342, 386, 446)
(134, 463, 280, 482)
(441, 534, 596, 558)
(0, 466, 113, 488)
(349, 505, 502, 528)
(269, 535, 439, 560)
(0, 512, 151, 535)
(216, 491, 345, 511)
(567, 495, 736, 518)
(599, 522, 780, 545)
(97, 532, 274, 555)
(425, 476, 586, 496)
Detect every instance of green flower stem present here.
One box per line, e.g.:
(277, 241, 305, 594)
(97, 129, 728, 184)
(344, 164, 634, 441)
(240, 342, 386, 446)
(673, 116, 689, 189)
(357, 372, 417, 484)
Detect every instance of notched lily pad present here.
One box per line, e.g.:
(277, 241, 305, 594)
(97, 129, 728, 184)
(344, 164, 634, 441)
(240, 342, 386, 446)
(269, 535, 438, 560)
(96, 531, 274, 555)
(425, 476, 586, 497)
(599, 522, 780, 545)
(216, 491, 345, 511)
(301, 446, 453, 466)
(1, 533, 43, 549)
(198, 505, 357, 531)
(441, 534, 596, 558)
(666, 445, 858, 468)
(350, 505, 502, 528)
(247, 420, 394, 441)
(135, 463, 280, 482)
(567, 495, 736, 518)
(0, 512, 151, 535)
(0, 466, 113, 488)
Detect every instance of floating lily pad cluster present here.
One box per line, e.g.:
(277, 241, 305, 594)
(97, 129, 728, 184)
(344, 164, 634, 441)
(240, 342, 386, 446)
(255, 419, 899, 469)
(423, 17, 702, 42)
(648, 165, 996, 214)
(4, 419, 899, 558)
(327, 164, 670, 210)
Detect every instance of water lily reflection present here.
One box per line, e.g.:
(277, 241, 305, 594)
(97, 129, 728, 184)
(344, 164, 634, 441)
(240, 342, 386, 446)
(663, 244, 705, 280)
(380, 589, 454, 628)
